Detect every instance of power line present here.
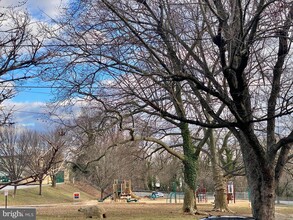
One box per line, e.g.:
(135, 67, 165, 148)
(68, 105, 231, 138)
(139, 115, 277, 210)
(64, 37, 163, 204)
(0, 85, 66, 89)
(0, 84, 109, 89)
(14, 90, 52, 95)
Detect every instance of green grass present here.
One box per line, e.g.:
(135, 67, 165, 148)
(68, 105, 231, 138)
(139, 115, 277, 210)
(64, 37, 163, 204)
(0, 183, 96, 206)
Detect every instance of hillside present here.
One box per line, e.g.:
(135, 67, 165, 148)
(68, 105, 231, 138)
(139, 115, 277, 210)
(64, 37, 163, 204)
(0, 183, 100, 206)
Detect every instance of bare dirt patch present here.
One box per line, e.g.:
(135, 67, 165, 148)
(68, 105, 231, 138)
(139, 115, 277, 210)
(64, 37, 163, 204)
(35, 199, 254, 220)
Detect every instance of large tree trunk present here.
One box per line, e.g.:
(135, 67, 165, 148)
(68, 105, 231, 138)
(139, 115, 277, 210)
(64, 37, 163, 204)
(181, 122, 198, 214)
(182, 156, 198, 213)
(246, 162, 276, 220)
(213, 171, 229, 212)
(214, 187, 226, 210)
(183, 185, 196, 213)
(250, 183, 275, 220)
(209, 131, 230, 212)
(239, 133, 276, 220)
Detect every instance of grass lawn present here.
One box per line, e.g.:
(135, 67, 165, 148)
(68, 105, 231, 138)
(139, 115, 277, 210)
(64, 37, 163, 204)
(0, 184, 292, 219)
(0, 183, 96, 206)
(35, 201, 293, 220)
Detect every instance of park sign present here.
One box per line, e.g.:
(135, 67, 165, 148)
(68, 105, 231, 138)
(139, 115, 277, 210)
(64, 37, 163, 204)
(73, 192, 80, 200)
(0, 208, 36, 220)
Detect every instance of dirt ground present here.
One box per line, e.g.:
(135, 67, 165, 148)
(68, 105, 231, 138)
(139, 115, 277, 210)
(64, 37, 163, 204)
(35, 198, 293, 220)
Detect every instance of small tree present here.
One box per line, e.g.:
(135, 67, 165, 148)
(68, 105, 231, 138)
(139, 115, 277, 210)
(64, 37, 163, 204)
(0, 126, 30, 196)
(26, 130, 65, 195)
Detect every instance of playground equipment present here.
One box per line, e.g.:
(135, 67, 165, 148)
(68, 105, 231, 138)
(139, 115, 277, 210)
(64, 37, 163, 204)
(196, 185, 207, 203)
(147, 191, 164, 200)
(166, 182, 183, 203)
(227, 181, 235, 204)
(167, 191, 184, 203)
(98, 193, 113, 202)
(113, 179, 139, 202)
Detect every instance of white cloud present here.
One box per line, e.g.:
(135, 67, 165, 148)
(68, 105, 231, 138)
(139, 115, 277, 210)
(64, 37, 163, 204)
(3, 97, 95, 131)
(4, 100, 51, 131)
(1, 0, 68, 20)
(26, 0, 68, 20)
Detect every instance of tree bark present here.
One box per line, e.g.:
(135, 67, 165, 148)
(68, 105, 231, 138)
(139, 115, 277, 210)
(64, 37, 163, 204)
(51, 175, 57, 188)
(247, 166, 275, 220)
(183, 185, 196, 213)
(39, 179, 43, 196)
(239, 133, 276, 220)
(13, 185, 17, 197)
(213, 171, 229, 212)
(209, 130, 230, 212)
(181, 122, 198, 214)
(214, 187, 226, 210)
(100, 188, 105, 200)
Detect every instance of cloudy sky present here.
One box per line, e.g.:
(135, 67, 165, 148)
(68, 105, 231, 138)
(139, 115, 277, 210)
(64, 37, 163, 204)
(2, 0, 69, 130)
(1, 0, 68, 18)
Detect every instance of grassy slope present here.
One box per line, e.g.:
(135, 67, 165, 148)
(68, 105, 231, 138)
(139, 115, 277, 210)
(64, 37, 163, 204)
(0, 183, 97, 206)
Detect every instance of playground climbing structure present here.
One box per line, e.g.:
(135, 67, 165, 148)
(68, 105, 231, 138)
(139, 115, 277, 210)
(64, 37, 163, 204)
(113, 179, 139, 202)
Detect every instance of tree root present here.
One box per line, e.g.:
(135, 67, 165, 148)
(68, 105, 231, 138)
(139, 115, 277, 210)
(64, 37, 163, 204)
(212, 207, 235, 213)
(195, 210, 209, 215)
(184, 210, 209, 216)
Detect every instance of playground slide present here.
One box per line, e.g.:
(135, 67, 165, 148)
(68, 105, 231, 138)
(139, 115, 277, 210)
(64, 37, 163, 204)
(130, 192, 140, 199)
(99, 193, 113, 202)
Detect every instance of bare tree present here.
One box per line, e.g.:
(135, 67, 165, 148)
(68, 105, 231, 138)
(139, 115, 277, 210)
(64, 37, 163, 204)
(45, 0, 228, 214)
(69, 115, 124, 199)
(24, 131, 47, 195)
(149, 151, 184, 191)
(0, 8, 51, 124)
(47, 1, 293, 219)
(26, 130, 66, 195)
(63, 106, 150, 199)
(0, 128, 65, 196)
(0, 126, 30, 196)
(208, 129, 244, 212)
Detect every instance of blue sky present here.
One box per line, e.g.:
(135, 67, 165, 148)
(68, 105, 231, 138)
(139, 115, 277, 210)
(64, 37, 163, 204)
(12, 82, 54, 103)
(2, 0, 69, 130)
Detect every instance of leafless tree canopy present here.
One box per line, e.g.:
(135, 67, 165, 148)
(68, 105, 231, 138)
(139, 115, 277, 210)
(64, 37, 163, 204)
(0, 8, 51, 124)
(45, 1, 293, 219)
(0, 126, 30, 185)
(0, 126, 66, 195)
